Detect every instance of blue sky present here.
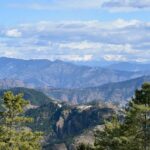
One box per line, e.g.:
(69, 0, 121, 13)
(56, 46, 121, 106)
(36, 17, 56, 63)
(0, 0, 150, 62)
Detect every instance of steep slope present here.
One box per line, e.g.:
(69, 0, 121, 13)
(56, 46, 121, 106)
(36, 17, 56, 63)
(0, 57, 143, 88)
(25, 101, 114, 150)
(0, 86, 114, 149)
(42, 76, 150, 104)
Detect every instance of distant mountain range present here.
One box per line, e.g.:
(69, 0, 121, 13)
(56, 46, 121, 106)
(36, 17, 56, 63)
(107, 62, 150, 72)
(0, 57, 149, 149)
(73, 61, 150, 72)
(0, 79, 25, 89)
(0, 57, 150, 105)
(42, 76, 150, 105)
(0, 57, 144, 89)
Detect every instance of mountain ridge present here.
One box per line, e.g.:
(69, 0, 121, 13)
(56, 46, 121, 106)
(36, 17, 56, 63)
(107, 62, 150, 72)
(0, 57, 143, 88)
(42, 75, 150, 105)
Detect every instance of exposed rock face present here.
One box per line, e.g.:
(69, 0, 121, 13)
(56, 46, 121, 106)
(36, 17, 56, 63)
(25, 101, 114, 150)
(56, 117, 65, 135)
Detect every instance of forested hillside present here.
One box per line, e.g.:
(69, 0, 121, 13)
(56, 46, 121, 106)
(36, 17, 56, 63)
(1, 83, 149, 150)
(0, 87, 52, 106)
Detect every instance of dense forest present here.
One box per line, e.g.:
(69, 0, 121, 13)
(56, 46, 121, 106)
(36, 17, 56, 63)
(0, 91, 43, 149)
(0, 83, 150, 150)
(78, 83, 150, 150)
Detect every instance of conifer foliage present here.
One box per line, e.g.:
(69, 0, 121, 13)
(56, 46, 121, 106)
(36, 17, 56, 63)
(0, 91, 43, 150)
(78, 83, 150, 150)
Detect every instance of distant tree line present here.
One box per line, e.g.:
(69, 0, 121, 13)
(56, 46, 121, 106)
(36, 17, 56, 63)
(78, 83, 150, 150)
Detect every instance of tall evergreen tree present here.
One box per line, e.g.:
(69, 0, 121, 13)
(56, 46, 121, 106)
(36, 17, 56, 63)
(94, 116, 128, 150)
(0, 91, 43, 150)
(94, 83, 150, 150)
(125, 83, 150, 150)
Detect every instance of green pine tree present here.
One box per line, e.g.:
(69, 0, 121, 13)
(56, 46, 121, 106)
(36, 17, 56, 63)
(0, 91, 43, 150)
(124, 83, 150, 150)
(94, 83, 150, 150)
(94, 116, 128, 150)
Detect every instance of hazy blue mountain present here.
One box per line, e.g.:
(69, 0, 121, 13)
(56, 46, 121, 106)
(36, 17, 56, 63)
(0, 57, 143, 88)
(72, 60, 114, 67)
(42, 76, 150, 105)
(0, 79, 25, 89)
(107, 62, 150, 72)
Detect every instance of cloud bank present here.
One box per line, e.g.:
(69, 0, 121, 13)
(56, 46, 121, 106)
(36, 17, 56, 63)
(0, 19, 150, 62)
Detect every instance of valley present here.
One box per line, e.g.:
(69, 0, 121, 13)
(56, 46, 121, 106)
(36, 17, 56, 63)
(0, 57, 149, 150)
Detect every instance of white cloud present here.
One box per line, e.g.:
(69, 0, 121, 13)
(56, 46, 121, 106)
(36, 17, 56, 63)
(110, 19, 141, 28)
(103, 55, 127, 61)
(5, 29, 22, 38)
(59, 41, 102, 50)
(9, 0, 103, 10)
(56, 54, 93, 61)
(39, 54, 93, 61)
(0, 19, 150, 62)
(102, 0, 150, 10)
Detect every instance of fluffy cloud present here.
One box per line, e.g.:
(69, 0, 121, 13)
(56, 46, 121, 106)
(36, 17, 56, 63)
(102, 0, 150, 10)
(48, 54, 93, 61)
(5, 29, 22, 38)
(104, 55, 127, 61)
(59, 41, 102, 50)
(0, 19, 150, 62)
